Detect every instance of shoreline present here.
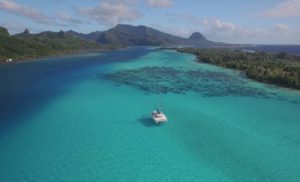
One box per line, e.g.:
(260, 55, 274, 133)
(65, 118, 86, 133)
(175, 48, 300, 91)
(0, 48, 118, 64)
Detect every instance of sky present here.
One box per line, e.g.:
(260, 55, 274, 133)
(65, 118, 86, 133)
(0, 0, 300, 44)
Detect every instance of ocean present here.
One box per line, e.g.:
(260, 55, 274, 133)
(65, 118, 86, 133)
(0, 47, 300, 181)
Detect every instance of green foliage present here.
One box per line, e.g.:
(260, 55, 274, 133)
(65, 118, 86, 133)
(178, 48, 300, 90)
(0, 28, 104, 61)
(0, 27, 9, 36)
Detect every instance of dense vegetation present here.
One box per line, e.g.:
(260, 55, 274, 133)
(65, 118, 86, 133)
(177, 48, 300, 89)
(0, 27, 107, 61)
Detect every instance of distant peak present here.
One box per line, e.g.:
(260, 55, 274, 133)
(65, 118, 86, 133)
(23, 28, 30, 34)
(110, 24, 152, 32)
(189, 32, 207, 41)
(59, 29, 66, 35)
(113, 24, 149, 29)
(114, 24, 131, 28)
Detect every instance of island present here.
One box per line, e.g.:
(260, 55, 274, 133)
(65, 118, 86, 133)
(0, 26, 113, 62)
(0, 24, 220, 62)
(1, 24, 300, 90)
(177, 48, 300, 90)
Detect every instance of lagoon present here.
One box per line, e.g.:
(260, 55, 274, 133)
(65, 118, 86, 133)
(0, 47, 300, 181)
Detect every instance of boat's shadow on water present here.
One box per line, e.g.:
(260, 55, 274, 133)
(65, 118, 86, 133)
(138, 116, 160, 128)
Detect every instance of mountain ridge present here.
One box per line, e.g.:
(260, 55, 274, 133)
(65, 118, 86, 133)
(0, 26, 105, 61)
(67, 24, 219, 46)
(1, 24, 225, 61)
(10, 24, 222, 47)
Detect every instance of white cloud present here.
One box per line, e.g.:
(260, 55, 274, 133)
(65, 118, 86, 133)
(164, 13, 299, 43)
(274, 23, 289, 31)
(56, 12, 83, 24)
(0, 0, 53, 25)
(180, 15, 240, 35)
(262, 0, 300, 17)
(76, 1, 141, 26)
(147, 0, 172, 8)
(201, 18, 255, 42)
(202, 18, 236, 32)
(187, 17, 297, 44)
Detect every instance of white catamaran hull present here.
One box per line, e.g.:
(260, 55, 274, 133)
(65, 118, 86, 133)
(151, 111, 168, 124)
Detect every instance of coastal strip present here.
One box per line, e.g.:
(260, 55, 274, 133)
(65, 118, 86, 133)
(0, 27, 119, 63)
(176, 48, 300, 90)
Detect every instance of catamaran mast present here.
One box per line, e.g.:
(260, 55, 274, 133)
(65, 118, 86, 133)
(159, 86, 162, 111)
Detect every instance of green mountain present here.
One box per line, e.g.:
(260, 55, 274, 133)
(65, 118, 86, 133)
(94, 24, 191, 46)
(1, 24, 222, 61)
(70, 24, 219, 46)
(0, 27, 102, 61)
(188, 32, 216, 45)
(0, 26, 9, 36)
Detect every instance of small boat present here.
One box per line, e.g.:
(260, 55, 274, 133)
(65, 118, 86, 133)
(151, 87, 168, 124)
(151, 108, 168, 124)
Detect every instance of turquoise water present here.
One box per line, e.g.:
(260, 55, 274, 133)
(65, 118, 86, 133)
(0, 47, 300, 181)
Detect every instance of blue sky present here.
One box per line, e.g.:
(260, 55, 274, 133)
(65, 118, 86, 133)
(0, 0, 300, 44)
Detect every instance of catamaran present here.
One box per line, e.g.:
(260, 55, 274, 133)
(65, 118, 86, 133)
(151, 88, 168, 124)
(151, 108, 167, 124)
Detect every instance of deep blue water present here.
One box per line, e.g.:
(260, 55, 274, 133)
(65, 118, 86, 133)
(0, 47, 152, 132)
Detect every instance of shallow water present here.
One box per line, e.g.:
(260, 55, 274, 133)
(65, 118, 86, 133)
(0, 47, 300, 181)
